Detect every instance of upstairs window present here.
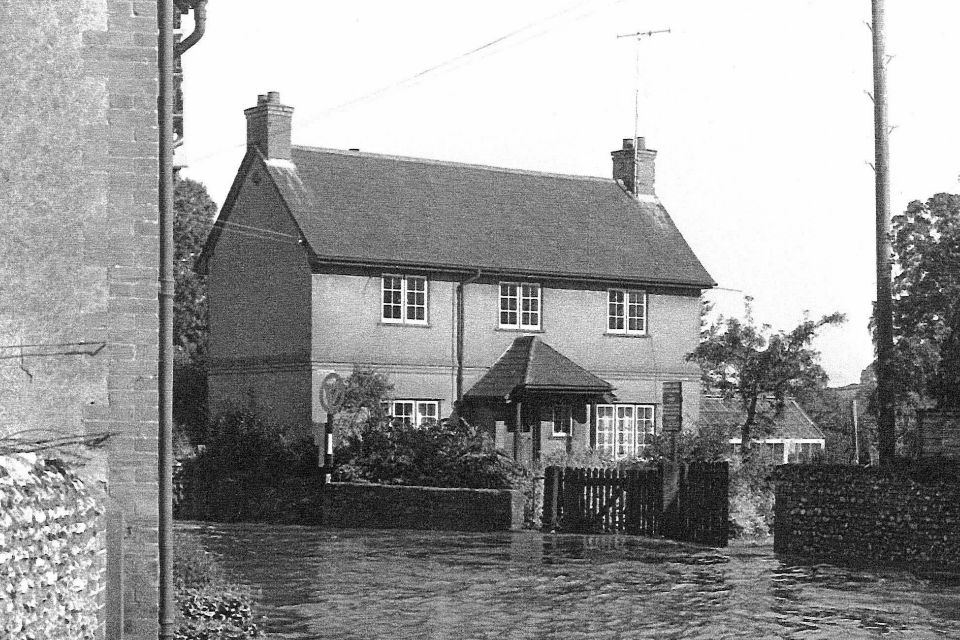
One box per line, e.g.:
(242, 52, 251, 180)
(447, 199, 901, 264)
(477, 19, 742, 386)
(390, 400, 439, 427)
(500, 282, 541, 330)
(608, 289, 647, 335)
(382, 275, 427, 325)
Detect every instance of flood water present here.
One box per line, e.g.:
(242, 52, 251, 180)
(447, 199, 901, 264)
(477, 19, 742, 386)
(182, 522, 960, 640)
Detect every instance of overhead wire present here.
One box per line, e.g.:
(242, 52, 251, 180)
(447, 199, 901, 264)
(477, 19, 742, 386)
(189, 0, 625, 251)
(186, 0, 620, 166)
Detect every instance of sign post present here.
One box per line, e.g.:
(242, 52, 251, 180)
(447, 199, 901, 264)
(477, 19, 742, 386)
(318, 372, 346, 484)
(661, 381, 683, 461)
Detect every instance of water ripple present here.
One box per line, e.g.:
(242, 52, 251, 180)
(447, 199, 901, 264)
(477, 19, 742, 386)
(180, 522, 960, 640)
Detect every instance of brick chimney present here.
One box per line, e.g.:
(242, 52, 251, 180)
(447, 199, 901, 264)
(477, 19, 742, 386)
(611, 137, 656, 196)
(244, 91, 294, 160)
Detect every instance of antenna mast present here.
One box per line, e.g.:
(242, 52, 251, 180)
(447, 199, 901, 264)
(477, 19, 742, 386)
(618, 28, 671, 193)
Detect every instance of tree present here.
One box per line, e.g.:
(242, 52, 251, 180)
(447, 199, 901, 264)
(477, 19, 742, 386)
(687, 304, 845, 457)
(172, 177, 216, 438)
(174, 176, 216, 358)
(889, 193, 960, 410)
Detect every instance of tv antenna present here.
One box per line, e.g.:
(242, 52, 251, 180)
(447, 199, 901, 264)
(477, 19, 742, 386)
(617, 28, 671, 193)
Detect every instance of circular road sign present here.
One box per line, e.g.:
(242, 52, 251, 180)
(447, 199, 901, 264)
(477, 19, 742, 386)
(319, 372, 346, 413)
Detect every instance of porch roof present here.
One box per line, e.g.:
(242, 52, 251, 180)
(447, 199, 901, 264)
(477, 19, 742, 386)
(464, 336, 613, 400)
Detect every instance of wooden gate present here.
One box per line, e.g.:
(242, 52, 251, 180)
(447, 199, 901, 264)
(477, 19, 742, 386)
(542, 462, 729, 547)
(666, 461, 729, 547)
(542, 467, 663, 535)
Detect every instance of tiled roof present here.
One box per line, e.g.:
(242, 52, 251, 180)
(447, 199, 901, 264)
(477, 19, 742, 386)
(256, 146, 714, 288)
(464, 336, 613, 400)
(699, 396, 825, 441)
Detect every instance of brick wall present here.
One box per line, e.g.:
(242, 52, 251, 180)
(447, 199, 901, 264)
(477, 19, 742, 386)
(206, 161, 313, 427)
(322, 482, 525, 531)
(1, 2, 160, 637)
(175, 476, 525, 531)
(774, 464, 960, 572)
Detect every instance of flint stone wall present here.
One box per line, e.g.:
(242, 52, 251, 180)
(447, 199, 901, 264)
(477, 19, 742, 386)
(0, 455, 105, 640)
(774, 463, 960, 572)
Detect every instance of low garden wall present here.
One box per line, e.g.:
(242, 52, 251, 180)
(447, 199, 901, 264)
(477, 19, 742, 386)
(174, 474, 325, 525)
(774, 463, 960, 572)
(322, 482, 525, 531)
(175, 475, 524, 531)
(0, 453, 105, 640)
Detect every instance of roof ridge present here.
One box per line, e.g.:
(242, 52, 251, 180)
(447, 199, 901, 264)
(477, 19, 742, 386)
(521, 335, 540, 387)
(291, 144, 618, 185)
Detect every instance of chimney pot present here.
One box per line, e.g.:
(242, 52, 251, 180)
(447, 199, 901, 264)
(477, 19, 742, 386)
(244, 92, 294, 160)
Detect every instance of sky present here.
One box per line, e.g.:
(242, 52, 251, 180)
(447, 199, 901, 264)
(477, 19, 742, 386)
(179, 1, 960, 387)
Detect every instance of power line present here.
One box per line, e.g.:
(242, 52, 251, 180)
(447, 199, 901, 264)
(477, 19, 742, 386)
(187, 0, 620, 166)
(304, 0, 609, 121)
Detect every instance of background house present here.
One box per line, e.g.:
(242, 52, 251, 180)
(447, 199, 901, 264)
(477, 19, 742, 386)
(199, 92, 714, 465)
(699, 395, 827, 463)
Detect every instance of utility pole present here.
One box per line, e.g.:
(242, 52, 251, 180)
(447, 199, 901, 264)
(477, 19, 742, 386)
(871, 0, 896, 467)
(852, 398, 861, 464)
(617, 28, 671, 191)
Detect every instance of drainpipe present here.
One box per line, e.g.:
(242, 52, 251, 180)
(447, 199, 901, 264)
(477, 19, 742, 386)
(172, 1, 206, 151)
(455, 269, 482, 404)
(157, 1, 175, 638)
(159, 2, 206, 639)
(174, 0, 207, 56)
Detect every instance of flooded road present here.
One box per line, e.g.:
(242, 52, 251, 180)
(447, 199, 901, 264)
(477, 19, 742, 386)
(182, 522, 960, 640)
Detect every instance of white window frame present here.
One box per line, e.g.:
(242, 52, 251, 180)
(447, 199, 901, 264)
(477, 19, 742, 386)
(727, 438, 825, 464)
(381, 274, 428, 325)
(607, 289, 647, 335)
(390, 399, 440, 426)
(499, 282, 541, 330)
(595, 404, 656, 459)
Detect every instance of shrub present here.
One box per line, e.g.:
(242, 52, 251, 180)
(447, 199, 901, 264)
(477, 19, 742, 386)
(174, 352, 208, 444)
(335, 417, 528, 490)
(537, 447, 657, 470)
(174, 530, 264, 639)
(187, 411, 317, 481)
(727, 456, 776, 538)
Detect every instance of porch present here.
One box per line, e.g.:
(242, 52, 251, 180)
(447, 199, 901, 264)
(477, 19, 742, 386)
(463, 335, 659, 467)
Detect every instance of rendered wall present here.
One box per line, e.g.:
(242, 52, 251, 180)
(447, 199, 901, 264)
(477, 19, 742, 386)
(0, 2, 160, 637)
(310, 272, 703, 428)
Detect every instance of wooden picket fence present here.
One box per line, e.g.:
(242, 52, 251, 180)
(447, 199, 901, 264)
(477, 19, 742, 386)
(542, 462, 729, 547)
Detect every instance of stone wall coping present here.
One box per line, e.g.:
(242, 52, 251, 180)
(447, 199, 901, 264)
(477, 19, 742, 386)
(329, 481, 517, 496)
